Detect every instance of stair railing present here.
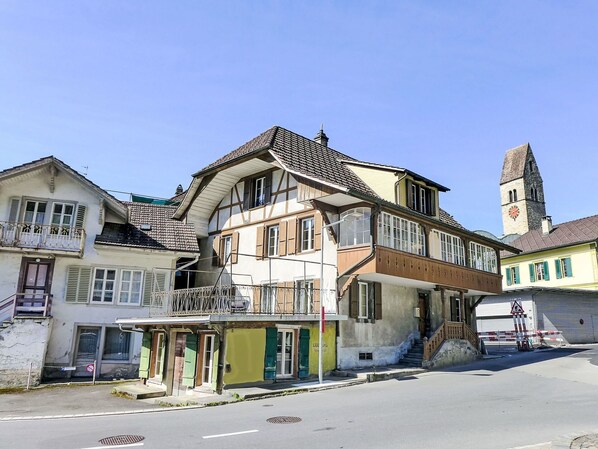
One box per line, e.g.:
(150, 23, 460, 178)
(423, 320, 479, 361)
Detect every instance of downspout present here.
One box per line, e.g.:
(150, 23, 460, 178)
(176, 255, 200, 273)
(214, 324, 227, 395)
(118, 323, 145, 333)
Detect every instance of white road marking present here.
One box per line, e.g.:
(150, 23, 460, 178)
(507, 443, 551, 449)
(80, 443, 144, 449)
(202, 429, 259, 439)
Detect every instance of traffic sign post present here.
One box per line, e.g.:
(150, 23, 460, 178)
(510, 299, 530, 351)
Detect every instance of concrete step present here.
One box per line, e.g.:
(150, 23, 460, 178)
(112, 383, 166, 400)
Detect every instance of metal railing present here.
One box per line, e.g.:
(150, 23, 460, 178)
(0, 221, 85, 254)
(150, 284, 338, 317)
(423, 320, 479, 361)
(0, 293, 53, 321)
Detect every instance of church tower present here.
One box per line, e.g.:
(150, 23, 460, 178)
(500, 143, 546, 236)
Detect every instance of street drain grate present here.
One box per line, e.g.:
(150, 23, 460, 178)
(267, 416, 302, 424)
(99, 435, 145, 445)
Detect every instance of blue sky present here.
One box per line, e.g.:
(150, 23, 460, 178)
(1, 1, 597, 236)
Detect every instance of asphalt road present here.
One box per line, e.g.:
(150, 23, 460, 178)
(2, 345, 598, 449)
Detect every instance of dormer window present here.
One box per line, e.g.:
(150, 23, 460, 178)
(243, 172, 272, 210)
(406, 180, 435, 216)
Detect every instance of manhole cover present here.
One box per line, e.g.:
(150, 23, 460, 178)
(267, 416, 302, 424)
(99, 435, 145, 445)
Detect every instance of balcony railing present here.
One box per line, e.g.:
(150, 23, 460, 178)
(149, 284, 338, 317)
(0, 222, 85, 255)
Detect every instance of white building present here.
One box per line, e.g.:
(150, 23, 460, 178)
(0, 156, 198, 386)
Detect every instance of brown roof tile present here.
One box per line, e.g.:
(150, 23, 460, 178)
(95, 202, 199, 253)
(500, 143, 530, 184)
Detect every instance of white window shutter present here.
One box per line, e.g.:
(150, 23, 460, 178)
(65, 266, 92, 303)
(8, 198, 21, 223)
(75, 204, 87, 229)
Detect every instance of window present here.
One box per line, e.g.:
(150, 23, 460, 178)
(506, 266, 520, 286)
(350, 280, 381, 320)
(339, 208, 371, 247)
(267, 225, 279, 257)
(407, 181, 435, 216)
(102, 327, 131, 361)
(295, 279, 313, 314)
(432, 230, 465, 266)
(300, 217, 315, 252)
(509, 191, 513, 203)
(359, 352, 373, 360)
(261, 284, 277, 314)
(222, 235, 232, 263)
(118, 270, 143, 304)
(529, 261, 550, 282)
(244, 172, 272, 209)
(358, 282, 369, 318)
(92, 268, 117, 302)
(450, 296, 462, 322)
(513, 189, 518, 201)
(50, 202, 75, 234)
(469, 242, 498, 273)
(377, 212, 426, 256)
(23, 200, 47, 233)
(555, 257, 573, 279)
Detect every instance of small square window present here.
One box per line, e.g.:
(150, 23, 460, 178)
(102, 328, 131, 361)
(300, 217, 315, 252)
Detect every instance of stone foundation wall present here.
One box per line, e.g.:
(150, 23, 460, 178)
(0, 317, 52, 388)
(423, 339, 480, 370)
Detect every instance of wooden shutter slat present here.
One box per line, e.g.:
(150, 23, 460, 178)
(75, 204, 87, 229)
(543, 261, 550, 281)
(314, 213, 322, 251)
(514, 266, 520, 284)
(8, 198, 20, 223)
(313, 278, 321, 314)
(506, 267, 513, 285)
(243, 179, 251, 211)
(529, 263, 536, 282)
(565, 258, 573, 276)
(231, 232, 239, 264)
(278, 221, 287, 256)
(213, 236, 221, 267)
(264, 328, 277, 380)
(349, 279, 358, 319)
(287, 219, 297, 255)
(256, 226, 265, 260)
(555, 260, 562, 279)
(298, 328, 310, 379)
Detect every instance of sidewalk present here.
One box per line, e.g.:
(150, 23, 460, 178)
(0, 365, 424, 421)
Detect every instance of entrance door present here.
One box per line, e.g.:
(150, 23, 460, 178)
(172, 333, 187, 394)
(150, 332, 166, 382)
(201, 334, 215, 385)
(276, 330, 294, 378)
(19, 259, 52, 314)
(74, 327, 100, 377)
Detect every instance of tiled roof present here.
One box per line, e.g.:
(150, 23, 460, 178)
(439, 209, 465, 229)
(500, 143, 530, 184)
(197, 126, 378, 198)
(503, 214, 598, 257)
(95, 202, 199, 253)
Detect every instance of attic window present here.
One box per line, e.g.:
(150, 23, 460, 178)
(140, 224, 152, 231)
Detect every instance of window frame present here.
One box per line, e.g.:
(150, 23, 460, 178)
(261, 283, 277, 314)
(300, 217, 315, 252)
(253, 176, 266, 207)
(377, 212, 426, 256)
(534, 262, 546, 281)
(358, 281, 369, 319)
(469, 241, 498, 273)
(339, 207, 371, 248)
(433, 230, 466, 266)
(222, 235, 233, 263)
(118, 269, 144, 305)
(102, 327, 132, 361)
(92, 268, 117, 303)
(295, 279, 314, 314)
(267, 225, 280, 257)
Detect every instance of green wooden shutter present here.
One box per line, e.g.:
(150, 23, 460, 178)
(139, 332, 152, 379)
(555, 260, 562, 279)
(298, 328, 310, 379)
(564, 258, 573, 277)
(374, 282, 382, 320)
(514, 266, 520, 284)
(75, 204, 87, 228)
(182, 334, 198, 387)
(529, 264, 536, 282)
(264, 327, 277, 380)
(65, 266, 91, 303)
(211, 333, 220, 391)
(506, 267, 513, 286)
(543, 261, 550, 281)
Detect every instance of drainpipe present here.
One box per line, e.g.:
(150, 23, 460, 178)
(215, 324, 227, 395)
(118, 323, 145, 333)
(176, 255, 200, 273)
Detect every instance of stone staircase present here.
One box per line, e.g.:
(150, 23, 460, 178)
(397, 340, 424, 368)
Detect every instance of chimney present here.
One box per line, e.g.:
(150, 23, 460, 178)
(314, 125, 329, 147)
(175, 184, 184, 195)
(541, 216, 553, 235)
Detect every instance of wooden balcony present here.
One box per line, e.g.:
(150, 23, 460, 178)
(338, 245, 502, 294)
(0, 293, 53, 321)
(0, 222, 85, 257)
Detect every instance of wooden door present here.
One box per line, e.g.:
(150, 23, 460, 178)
(172, 333, 186, 393)
(418, 293, 430, 338)
(18, 259, 53, 313)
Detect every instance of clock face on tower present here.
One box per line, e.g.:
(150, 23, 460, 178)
(508, 205, 520, 220)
